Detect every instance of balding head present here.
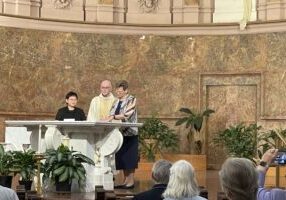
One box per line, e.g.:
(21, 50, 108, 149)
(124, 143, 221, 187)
(100, 80, 112, 97)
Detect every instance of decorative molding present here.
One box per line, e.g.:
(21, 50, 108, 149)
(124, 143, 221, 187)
(1, 15, 286, 35)
(138, 0, 159, 13)
(199, 73, 262, 119)
(53, 0, 72, 9)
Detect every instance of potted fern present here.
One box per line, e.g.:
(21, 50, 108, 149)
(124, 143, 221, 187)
(43, 144, 95, 192)
(176, 108, 215, 154)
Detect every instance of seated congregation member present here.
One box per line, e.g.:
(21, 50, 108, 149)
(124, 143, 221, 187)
(219, 149, 286, 200)
(163, 160, 207, 200)
(133, 159, 172, 200)
(55, 91, 86, 121)
(257, 149, 286, 200)
(219, 157, 258, 200)
(0, 185, 19, 200)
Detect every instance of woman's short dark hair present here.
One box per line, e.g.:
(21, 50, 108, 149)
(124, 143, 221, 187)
(65, 91, 78, 99)
(115, 80, 129, 90)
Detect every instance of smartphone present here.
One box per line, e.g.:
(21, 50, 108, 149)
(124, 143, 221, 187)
(274, 151, 286, 165)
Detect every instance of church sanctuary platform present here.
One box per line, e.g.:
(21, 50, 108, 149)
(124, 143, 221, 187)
(2, 1, 286, 200)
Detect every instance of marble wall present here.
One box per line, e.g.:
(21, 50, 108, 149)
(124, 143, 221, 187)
(1, 27, 286, 167)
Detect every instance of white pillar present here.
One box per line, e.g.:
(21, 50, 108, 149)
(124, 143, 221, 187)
(85, 0, 98, 22)
(257, 0, 267, 21)
(2, 0, 40, 17)
(0, 0, 3, 13)
(266, 0, 283, 21)
(173, 0, 199, 24)
(3, 0, 31, 16)
(30, 0, 41, 18)
(85, 0, 116, 23)
(114, 0, 126, 23)
(199, 0, 213, 23)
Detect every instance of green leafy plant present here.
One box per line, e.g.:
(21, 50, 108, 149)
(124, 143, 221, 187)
(43, 144, 95, 188)
(0, 144, 16, 176)
(139, 117, 179, 162)
(176, 108, 215, 154)
(258, 128, 286, 158)
(213, 123, 261, 161)
(12, 149, 37, 181)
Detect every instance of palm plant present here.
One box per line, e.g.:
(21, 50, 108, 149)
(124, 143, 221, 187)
(43, 144, 95, 191)
(258, 128, 286, 158)
(175, 108, 215, 154)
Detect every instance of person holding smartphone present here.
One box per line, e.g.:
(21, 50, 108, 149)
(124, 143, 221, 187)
(219, 149, 286, 200)
(257, 149, 286, 199)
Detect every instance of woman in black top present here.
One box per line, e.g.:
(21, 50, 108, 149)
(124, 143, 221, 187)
(55, 91, 86, 121)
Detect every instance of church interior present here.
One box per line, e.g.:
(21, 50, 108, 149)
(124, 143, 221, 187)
(1, 0, 286, 200)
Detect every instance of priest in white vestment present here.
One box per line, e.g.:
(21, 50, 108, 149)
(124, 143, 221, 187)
(87, 80, 116, 121)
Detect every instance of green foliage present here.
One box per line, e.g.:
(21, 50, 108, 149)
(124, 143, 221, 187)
(43, 144, 95, 187)
(0, 144, 16, 176)
(139, 117, 179, 161)
(176, 108, 215, 154)
(257, 128, 286, 158)
(213, 123, 261, 161)
(176, 108, 215, 132)
(12, 149, 37, 181)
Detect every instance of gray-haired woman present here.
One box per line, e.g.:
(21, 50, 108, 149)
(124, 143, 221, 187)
(219, 157, 258, 200)
(163, 160, 206, 200)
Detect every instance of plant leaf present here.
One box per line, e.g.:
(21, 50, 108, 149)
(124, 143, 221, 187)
(53, 165, 65, 176)
(179, 108, 194, 115)
(58, 167, 69, 182)
(175, 117, 188, 126)
(202, 109, 215, 117)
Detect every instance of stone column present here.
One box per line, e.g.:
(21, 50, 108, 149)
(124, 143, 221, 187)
(126, 0, 172, 24)
(173, 0, 184, 24)
(85, 0, 97, 22)
(283, 0, 286, 20)
(257, 0, 267, 21)
(85, 0, 119, 23)
(41, 0, 85, 21)
(0, 0, 3, 13)
(3, 0, 31, 16)
(173, 0, 199, 24)
(265, 0, 283, 21)
(199, 0, 213, 23)
(114, 0, 126, 23)
(30, 0, 41, 17)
